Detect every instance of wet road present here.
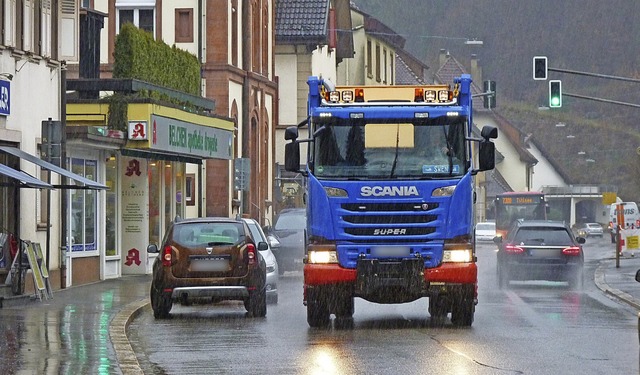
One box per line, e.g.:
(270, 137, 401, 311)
(0, 275, 150, 375)
(128, 237, 640, 374)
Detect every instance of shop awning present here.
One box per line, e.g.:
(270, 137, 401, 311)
(0, 163, 53, 189)
(0, 146, 108, 190)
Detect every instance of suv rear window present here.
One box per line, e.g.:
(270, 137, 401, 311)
(513, 227, 572, 246)
(173, 222, 246, 246)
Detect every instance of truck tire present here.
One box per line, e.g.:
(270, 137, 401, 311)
(334, 296, 354, 319)
(451, 298, 475, 327)
(428, 296, 448, 326)
(307, 300, 330, 327)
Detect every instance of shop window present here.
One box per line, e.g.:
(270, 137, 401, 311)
(174, 163, 185, 218)
(105, 155, 118, 257)
(148, 160, 161, 246)
(69, 158, 98, 253)
(164, 162, 173, 228)
(185, 173, 195, 206)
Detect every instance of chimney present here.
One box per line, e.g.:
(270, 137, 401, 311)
(439, 49, 448, 69)
(470, 54, 482, 83)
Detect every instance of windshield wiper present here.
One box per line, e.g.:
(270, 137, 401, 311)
(389, 124, 400, 178)
(442, 125, 454, 176)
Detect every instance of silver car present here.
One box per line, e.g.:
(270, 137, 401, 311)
(242, 218, 279, 304)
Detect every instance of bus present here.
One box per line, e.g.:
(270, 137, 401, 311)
(495, 192, 547, 238)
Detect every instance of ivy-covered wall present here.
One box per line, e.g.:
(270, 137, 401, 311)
(113, 23, 200, 96)
(108, 24, 202, 130)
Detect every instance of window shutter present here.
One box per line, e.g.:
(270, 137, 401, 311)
(4, 0, 16, 47)
(23, 0, 34, 52)
(41, 0, 52, 57)
(59, 0, 78, 61)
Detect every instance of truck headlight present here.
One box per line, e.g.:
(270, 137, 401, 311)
(432, 185, 456, 197)
(307, 250, 339, 264)
(443, 249, 473, 263)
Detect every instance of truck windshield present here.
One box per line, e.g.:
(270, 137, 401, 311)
(311, 116, 467, 179)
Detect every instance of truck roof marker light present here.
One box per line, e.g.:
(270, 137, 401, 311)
(355, 88, 365, 102)
(324, 187, 348, 197)
(432, 185, 456, 197)
(438, 90, 450, 102)
(446, 111, 459, 117)
(319, 112, 332, 117)
(342, 90, 354, 103)
(424, 90, 436, 102)
(414, 112, 429, 118)
(350, 112, 364, 119)
(329, 91, 341, 102)
(414, 88, 424, 102)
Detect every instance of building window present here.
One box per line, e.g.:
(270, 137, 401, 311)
(383, 48, 387, 84)
(231, 0, 238, 66)
(116, 0, 155, 35)
(390, 52, 394, 84)
(36, 144, 49, 228)
(69, 158, 98, 253)
(366, 39, 372, 78)
(375, 43, 381, 82)
(175, 8, 193, 43)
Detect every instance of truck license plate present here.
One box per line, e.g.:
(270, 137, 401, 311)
(372, 246, 410, 257)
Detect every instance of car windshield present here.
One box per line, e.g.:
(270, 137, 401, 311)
(173, 222, 245, 246)
(275, 211, 306, 231)
(311, 116, 467, 179)
(513, 227, 573, 246)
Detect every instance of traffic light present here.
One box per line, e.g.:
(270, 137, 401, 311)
(533, 56, 547, 80)
(483, 80, 496, 109)
(549, 80, 562, 108)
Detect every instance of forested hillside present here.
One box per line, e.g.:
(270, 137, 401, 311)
(355, 0, 640, 202)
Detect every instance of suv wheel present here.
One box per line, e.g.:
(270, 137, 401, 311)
(150, 282, 172, 319)
(245, 287, 267, 317)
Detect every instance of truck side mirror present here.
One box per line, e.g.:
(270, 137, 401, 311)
(285, 141, 301, 172)
(478, 141, 495, 171)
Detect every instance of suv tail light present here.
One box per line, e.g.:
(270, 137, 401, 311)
(162, 245, 172, 266)
(562, 246, 581, 256)
(247, 243, 257, 266)
(505, 244, 524, 254)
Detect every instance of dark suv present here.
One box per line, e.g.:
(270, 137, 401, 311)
(494, 220, 585, 289)
(147, 217, 267, 318)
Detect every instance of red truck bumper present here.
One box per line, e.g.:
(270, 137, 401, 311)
(304, 262, 477, 286)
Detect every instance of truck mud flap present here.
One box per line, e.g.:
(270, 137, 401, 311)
(355, 258, 426, 302)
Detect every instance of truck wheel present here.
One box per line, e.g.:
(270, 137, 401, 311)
(307, 300, 330, 327)
(451, 299, 475, 327)
(428, 296, 448, 326)
(150, 282, 172, 319)
(334, 296, 354, 319)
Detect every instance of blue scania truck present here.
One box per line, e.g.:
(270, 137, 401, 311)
(284, 74, 497, 327)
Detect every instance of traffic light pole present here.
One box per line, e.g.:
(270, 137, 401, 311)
(562, 92, 640, 109)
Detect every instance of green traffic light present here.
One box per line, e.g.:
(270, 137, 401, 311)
(549, 80, 562, 108)
(550, 97, 561, 107)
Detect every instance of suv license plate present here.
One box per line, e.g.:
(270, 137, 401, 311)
(191, 258, 229, 271)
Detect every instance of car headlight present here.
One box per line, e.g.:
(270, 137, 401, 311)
(307, 250, 339, 264)
(443, 249, 473, 263)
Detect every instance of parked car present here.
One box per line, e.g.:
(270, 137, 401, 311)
(147, 217, 267, 319)
(494, 220, 585, 289)
(266, 208, 306, 274)
(242, 218, 279, 304)
(475, 221, 496, 242)
(574, 222, 604, 238)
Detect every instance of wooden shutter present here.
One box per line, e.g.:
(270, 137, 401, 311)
(59, 0, 77, 61)
(41, 0, 52, 57)
(4, 0, 16, 47)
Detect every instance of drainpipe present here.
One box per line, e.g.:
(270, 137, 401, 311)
(60, 62, 68, 289)
(241, 0, 252, 217)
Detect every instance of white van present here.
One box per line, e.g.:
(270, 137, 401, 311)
(609, 202, 640, 243)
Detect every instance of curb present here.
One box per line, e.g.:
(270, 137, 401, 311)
(594, 259, 640, 311)
(110, 297, 150, 375)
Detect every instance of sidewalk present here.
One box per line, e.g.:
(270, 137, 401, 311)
(0, 274, 150, 375)
(1, 258, 640, 374)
